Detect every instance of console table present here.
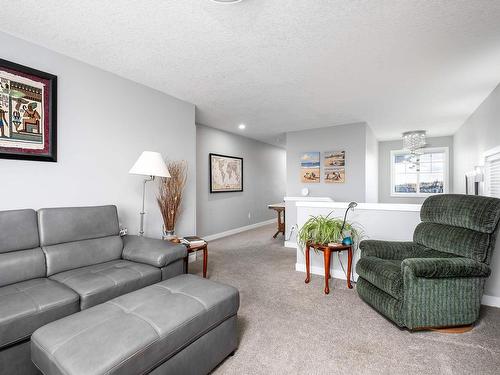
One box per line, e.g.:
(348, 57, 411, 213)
(268, 203, 285, 238)
(304, 242, 353, 294)
(184, 241, 208, 278)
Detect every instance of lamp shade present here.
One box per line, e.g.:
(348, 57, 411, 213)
(129, 151, 171, 177)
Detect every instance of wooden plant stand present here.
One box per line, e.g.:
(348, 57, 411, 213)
(304, 242, 353, 294)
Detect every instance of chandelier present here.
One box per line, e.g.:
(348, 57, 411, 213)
(402, 130, 426, 153)
(402, 130, 426, 170)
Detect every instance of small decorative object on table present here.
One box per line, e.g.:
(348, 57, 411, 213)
(179, 236, 208, 278)
(158, 160, 187, 240)
(298, 210, 361, 294)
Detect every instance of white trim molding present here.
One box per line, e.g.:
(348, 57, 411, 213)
(284, 241, 297, 249)
(203, 219, 275, 242)
(481, 294, 500, 308)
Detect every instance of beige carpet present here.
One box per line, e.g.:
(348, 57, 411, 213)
(187, 224, 500, 375)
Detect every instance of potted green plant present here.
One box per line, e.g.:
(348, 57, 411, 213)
(297, 213, 362, 248)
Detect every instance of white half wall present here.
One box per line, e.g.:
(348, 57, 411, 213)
(0, 32, 196, 238)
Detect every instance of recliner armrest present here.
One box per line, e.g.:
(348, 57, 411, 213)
(122, 235, 187, 267)
(402, 257, 491, 278)
(359, 240, 416, 260)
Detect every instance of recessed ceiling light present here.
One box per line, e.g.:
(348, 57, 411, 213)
(210, 0, 242, 4)
(238, 124, 246, 130)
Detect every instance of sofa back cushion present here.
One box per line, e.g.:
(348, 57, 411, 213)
(0, 209, 45, 286)
(415, 194, 500, 263)
(38, 206, 123, 276)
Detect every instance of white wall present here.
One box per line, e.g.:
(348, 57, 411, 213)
(285, 123, 370, 202)
(378, 136, 454, 204)
(0, 32, 196, 238)
(196, 124, 286, 237)
(365, 125, 379, 203)
(454, 83, 500, 302)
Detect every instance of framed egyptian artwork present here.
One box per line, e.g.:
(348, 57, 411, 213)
(209, 153, 243, 193)
(0, 59, 57, 162)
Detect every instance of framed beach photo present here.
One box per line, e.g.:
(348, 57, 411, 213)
(300, 152, 320, 183)
(0, 59, 57, 162)
(209, 153, 243, 193)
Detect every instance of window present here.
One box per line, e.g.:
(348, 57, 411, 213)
(390, 147, 449, 197)
(484, 146, 500, 198)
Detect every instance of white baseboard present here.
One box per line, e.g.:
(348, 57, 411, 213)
(482, 294, 500, 308)
(284, 241, 297, 249)
(295, 263, 358, 282)
(204, 219, 275, 242)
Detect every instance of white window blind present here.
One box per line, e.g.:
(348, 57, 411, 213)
(484, 147, 500, 198)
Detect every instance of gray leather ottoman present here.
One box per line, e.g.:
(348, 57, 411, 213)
(31, 275, 239, 375)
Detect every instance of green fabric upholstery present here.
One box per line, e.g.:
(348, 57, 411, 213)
(401, 257, 491, 278)
(356, 257, 403, 299)
(420, 194, 500, 234)
(414, 222, 491, 262)
(357, 278, 404, 327)
(356, 194, 500, 330)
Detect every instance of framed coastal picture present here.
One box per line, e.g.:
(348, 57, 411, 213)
(0, 59, 57, 162)
(300, 152, 320, 183)
(209, 153, 243, 193)
(324, 151, 346, 183)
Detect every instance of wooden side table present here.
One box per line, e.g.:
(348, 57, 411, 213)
(304, 242, 353, 294)
(184, 241, 208, 278)
(268, 203, 285, 238)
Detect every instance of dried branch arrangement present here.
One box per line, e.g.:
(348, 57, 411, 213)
(157, 160, 187, 233)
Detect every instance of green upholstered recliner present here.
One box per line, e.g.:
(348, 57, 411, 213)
(356, 194, 500, 329)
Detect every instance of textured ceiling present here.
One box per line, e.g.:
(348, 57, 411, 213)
(2, 0, 500, 145)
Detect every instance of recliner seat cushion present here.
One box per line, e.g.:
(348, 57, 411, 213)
(356, 256, 403, 300)
(50, 260, 161, 309)
(0, 278, 79, 348)
(31, 275, 240, 375)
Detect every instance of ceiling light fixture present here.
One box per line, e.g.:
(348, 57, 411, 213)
(210, 0, 243, 4)
(402, 130, 426, 153)
(238, 124, 246, 130)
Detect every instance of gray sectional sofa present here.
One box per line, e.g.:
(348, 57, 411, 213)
(0, 205, 239, 375)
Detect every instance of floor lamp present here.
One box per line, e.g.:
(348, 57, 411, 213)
(129, 151, 170, 236)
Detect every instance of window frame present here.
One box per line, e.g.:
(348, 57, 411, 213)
(483, 146, 500, 198)
(390, 147, 450, 198)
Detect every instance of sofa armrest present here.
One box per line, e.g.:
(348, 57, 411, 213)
(122, 235, 187, 267)
(359, 240, 416, 260)
(402, 257, 491, 278)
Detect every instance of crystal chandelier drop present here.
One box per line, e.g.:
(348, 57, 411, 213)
(402, 130, 426, 153)
(402, 130, 427, 170)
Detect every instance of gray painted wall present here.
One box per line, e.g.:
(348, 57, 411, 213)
(196, 124, 286, 237)
(454, 83, 500, 299)
(0, 32, 196, 238)
(286, 123, 370, 202)
(378, 136, 454, 204)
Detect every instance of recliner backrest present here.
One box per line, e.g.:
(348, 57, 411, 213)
(38, 205, 123, 276)
(0, 209, 46, 287)
(414, 194, 500, 264)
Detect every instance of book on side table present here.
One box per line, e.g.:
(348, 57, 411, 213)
(181, 236, 206, 247)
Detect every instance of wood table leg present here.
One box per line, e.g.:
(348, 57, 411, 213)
(202, 245, 208, 278)
(304, 245, 311, 283)
(324, 248, 331, 294)
(184, 255, 189, 274)
(347, 247, 353, 289)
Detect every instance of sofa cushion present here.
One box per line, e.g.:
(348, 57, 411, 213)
(43, 236, 124, 276)
(356, 256, 403, 300)
(38, 205, 120, 246)
(0, 278, 79, 349)
(50, 260, 161, 309)
(0, 209, 39, 253)
(31, 275, 239, 375)
(0, 248, 46, 288)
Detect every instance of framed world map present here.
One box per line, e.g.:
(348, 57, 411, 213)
(209, 153, 243, 193)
